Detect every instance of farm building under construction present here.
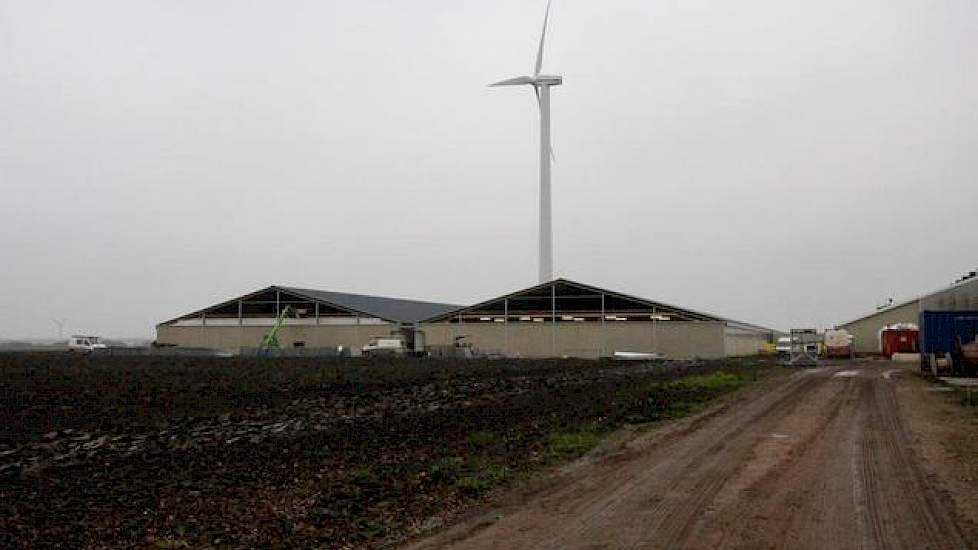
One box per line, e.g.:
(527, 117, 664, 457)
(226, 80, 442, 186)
(156, 279, 775, 359)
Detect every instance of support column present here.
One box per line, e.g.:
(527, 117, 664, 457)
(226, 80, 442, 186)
(504, 298, 509, 357)
(457, 313, 464, 356)
(238, 300, 243, 353)
(355, 313, 360, 352)
(601, 293, 606, 358)
(551, 284, 557, 357)
(652, 306, 657, 354)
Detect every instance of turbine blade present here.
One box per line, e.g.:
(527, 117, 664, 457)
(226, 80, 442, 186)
(489, 75, 534, 87)
(534, 0, 552, 76)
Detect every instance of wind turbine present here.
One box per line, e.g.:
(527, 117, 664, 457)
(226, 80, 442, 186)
(490, 0, 562, 284)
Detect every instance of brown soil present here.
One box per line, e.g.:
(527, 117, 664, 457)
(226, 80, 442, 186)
(0, 353, 771, 548)
(407, 361, 977, 549)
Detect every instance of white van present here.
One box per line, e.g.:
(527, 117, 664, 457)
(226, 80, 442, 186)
(68, 335, 107, 354)
(361, 336, 408, 357)
(775, 337, 793, 357)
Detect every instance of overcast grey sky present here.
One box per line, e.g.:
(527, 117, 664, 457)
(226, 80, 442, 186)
(1, 0, 976, 339)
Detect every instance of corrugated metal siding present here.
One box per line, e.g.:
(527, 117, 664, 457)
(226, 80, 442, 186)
(920, 277, 978, 311)
(840, 300, 921, 354)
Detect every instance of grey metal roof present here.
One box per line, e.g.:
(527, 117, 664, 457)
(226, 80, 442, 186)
(422, 278, 778, 334)
(837, 273, 978, 328)
(280, 286, 462, 323)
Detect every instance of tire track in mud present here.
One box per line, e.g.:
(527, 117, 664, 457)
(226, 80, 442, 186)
(411, 368, 834, 549)
(409, 363, 975, 550)
(695, 372, 862, 550)
(570, 369, 827, 548)
(772, 374, 864, 550)
(635, 370, 842, 548)
(860, 378, 889, 549)
(860, 374, 967, 549)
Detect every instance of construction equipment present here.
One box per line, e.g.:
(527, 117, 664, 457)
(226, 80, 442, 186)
(919, 311, 978, 375)
(959, 336, 978, 371)
(258, 306, 292, 355)
(785, 329, 820, 367)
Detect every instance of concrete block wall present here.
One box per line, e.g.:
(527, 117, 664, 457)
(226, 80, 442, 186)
(724, 330, 771, 357)
(419, 321, 727, 359)
(156, 323, 393, 354)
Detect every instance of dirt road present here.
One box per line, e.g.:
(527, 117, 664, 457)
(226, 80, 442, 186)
(408, 362, 975, 549)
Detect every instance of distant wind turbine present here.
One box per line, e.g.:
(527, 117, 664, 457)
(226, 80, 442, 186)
(53, 319, 66, 341)
(490, 0, 562, 284)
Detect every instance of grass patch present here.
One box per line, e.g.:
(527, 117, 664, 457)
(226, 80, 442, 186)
(544, 431, 599, 461)
(154, 539, 190, 549)
(466, 431, 498, 448)
(454, 463, 511, 496)
(349, 466, 377, 486)
(634, 371, 749, 423)
(666, 371, 744, 391)
(351, 517, 389, 540)
(427, 457, 464, 484)
(428, 457, 511, 497)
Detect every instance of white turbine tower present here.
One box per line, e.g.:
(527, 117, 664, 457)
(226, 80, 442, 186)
(490, 0, 562, 284)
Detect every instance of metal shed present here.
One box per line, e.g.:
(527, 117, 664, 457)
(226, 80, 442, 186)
(155, 286, 461, 353)
(419, 279, 775, 359)
(838, 273, 978, 354)
(155, 279, 775, 358)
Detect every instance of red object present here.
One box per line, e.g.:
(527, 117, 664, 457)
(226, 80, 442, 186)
(826, 346, 852, 359)
(880, 329, 919, 357)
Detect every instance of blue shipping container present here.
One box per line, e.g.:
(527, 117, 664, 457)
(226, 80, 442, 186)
(919, 311, 978, 360)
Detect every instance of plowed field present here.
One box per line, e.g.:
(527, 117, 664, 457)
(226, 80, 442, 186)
(0, 353, 770, 548)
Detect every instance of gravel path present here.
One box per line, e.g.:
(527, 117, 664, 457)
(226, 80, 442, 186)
(408, 361, 974, 550)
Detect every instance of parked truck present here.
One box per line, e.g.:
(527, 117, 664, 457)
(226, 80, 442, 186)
(362, 335, 411, 357)
(361, 328, 428, 357)
(68, 335, 107, 354)
(919, 311, 978, 376)
(823, 329, 854, 359)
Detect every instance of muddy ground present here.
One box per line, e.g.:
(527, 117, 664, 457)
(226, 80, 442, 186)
(409, 360, 978, 550)
(0, 353, 771, 548)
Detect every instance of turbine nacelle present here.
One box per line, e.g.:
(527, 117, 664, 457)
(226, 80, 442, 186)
(489, 75, 563, 88)
(535, 75, 563, 86)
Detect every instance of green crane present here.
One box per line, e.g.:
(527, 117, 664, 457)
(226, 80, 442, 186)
(259, 305, 292, 354)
